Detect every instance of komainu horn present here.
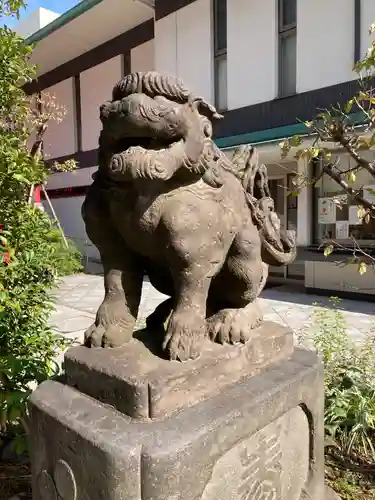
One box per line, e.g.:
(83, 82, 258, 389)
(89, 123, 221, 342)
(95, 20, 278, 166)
(82, 71, 297, 361)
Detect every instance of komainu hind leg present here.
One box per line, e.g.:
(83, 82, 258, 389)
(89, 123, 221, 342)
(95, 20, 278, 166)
(207, 220, 269, 345)
(207, 301, 263, 345)
(161, 199, 231, 361)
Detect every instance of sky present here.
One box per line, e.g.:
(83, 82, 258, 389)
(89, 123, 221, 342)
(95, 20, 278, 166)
(5, 0, 81, 26)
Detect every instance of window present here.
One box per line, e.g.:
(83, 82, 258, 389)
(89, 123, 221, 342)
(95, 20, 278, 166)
(214, 0, 227, 111)
(278, 0, 297, 97)
(315, 153, 375, 244)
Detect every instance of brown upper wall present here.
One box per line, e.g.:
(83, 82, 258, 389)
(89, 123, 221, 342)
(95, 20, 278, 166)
(155, 0, 198, 20)
(24, 18, 154, 95)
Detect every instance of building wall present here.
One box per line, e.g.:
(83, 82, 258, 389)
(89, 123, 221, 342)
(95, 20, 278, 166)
(305, 261, 375, 296)
(24, 1, 375, 296)
(227, 0, 277, 108)
(131, 39, 155, 72)
(43, 78, 77, 159)
(80, 55, 123, 151)
(14, 7, 60, 39)
(154, 0, 367, 110)
(155, 0, 213, 102)
(154, 13, 178, 75)
(43, 196, 100, 260)
(297, 0, 355, 93)
(46, 167, 97, 190)
(35, 0, 375, 167)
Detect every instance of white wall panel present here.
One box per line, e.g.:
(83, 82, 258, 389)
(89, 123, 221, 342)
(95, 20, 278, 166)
(227, 0, 278, 108)
(297, 0, 355, 93)
(80, 56, 122, 151)
(43, 78, 77, 159)
(176, 0, 213, 102)
(155, 13, 178, 76)
(155, 0, 213, 102)
(131, 39, 155, 73)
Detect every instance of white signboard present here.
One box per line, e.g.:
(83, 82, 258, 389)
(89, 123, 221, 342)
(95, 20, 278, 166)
(318, 198, 336, 224)
(349, 206, 363, 225)
(336, 220, 349, 239)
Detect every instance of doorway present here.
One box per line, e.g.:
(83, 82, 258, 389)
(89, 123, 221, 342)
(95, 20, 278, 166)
(266, 175, 304, 283)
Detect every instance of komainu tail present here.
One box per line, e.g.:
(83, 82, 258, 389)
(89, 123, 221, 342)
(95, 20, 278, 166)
(231, 144, 270, 201)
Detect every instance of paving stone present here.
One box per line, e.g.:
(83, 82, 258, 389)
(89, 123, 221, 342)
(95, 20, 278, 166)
(50, 276, 375, 345)
(52, 316, 94, 334)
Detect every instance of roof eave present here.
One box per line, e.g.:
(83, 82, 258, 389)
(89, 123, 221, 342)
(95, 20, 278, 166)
(25, 0, 105, 45)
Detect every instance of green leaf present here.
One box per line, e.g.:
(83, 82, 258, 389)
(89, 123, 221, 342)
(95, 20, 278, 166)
(358, 91, 369, 101)
(348, 171, 356, 183)
(358, 262, 367, 275)
(311, 148, 321, 158)
(289, 135, 302, 147)
(323, 150, 332, 160)
(344, 99, 354, 114)
(12, 173, 30, 183)
(324, 245, 334, 257)
(357, 207, 366, 219)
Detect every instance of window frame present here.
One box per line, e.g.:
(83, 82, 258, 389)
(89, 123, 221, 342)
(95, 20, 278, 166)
(278, 0, 297, 98)
(213, 0, 228, 112)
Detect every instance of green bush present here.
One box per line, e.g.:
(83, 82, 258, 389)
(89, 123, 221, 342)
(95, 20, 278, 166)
(0, 2, 80, 453)
(0, 206, 75, 452)
(300, 297, 375, 461)
(45, 228, 83, 276)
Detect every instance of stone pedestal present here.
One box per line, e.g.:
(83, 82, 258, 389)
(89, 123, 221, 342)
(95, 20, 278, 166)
(29, 321, 328, 500)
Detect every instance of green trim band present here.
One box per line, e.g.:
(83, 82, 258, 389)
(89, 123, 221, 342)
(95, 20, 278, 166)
(25, 0, 105, 45)
(214, 111, 365, 149)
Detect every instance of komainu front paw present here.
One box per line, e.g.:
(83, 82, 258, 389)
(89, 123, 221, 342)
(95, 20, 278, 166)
(163, 312, 205, 362)
(207, 303, 263, 345)
(84, 300, 135, 348)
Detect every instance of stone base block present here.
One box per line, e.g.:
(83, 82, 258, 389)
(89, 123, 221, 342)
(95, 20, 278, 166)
(29, 346, 325, 500)
(64, 321, 293, 419)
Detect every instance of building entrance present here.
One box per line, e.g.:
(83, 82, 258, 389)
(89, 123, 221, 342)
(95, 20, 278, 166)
(267, 175, 304, 283)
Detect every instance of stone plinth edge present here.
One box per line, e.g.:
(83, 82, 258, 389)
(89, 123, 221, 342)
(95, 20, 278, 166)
(65, 321, 294, 419)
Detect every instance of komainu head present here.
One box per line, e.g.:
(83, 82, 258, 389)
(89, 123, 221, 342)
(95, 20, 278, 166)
(98, 71, 222, 183)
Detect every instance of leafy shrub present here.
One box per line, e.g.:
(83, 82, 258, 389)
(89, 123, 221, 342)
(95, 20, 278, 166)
(0, 3, 79, 453)
(45, 228, 83, 276)
(300, 297, 375, 461)
(0, 206, 74, 452)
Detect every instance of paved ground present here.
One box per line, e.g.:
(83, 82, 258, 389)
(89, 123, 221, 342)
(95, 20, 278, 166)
(50, 274, 375, 348)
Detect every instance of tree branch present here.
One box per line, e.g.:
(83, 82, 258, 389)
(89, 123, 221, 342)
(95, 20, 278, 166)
(323, 162, 375, 211)
(329, 120, 375, 179)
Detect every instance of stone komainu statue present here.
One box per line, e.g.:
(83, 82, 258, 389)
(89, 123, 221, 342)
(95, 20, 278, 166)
(82, 71, 297, 361)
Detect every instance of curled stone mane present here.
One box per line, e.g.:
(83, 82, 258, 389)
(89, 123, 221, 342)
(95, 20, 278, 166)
(112, 71, 190, 102)
(112, 71, 223, 121)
